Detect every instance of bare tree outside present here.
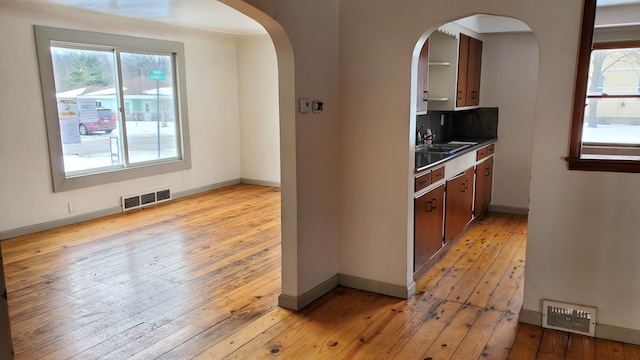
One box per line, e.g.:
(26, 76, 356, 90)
(587, 47, 640, 128)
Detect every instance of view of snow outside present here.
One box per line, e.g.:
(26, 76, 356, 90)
(582, 122, 640, 144)
(63, 121, 178, 173)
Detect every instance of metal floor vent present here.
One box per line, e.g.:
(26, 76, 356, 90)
(542, 300, 596, 337)
(122, 188, 171, 211)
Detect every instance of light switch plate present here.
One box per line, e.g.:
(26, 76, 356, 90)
(299, 98, 311, 113)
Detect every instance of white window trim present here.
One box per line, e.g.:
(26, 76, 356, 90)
(34, 25, 192, 192)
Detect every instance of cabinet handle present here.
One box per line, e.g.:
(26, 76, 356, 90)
(457, 90, 463, 100)
(431, 198, 437, 210)
(461, 183, 466, 192)
(427, 201, 433, 213)
(485, 167, 490, 176)
(423, 90, 429, 101)
(465, 179, 469, 189)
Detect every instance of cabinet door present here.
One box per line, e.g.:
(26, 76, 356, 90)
(467, 37, 482, 106)
(416, 39, 429, 113)
(456, 34, 469, 108)
(474, 157, 494, 217)
(414, 184, 444, 272)
(445, 168, 474, 243)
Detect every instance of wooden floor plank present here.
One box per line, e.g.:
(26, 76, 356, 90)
(507, 323, 544, 360)
(391, 300, 464, 360)
(536, 328, 569, 360)
(595, 337, 625, 360)
(624, 342, 640, 359)
(419, 304, 483, 360)
(1, 187, 635, 359)
(450, 307, 503, 359)
(565, 333, 596, 360)
(481, 311, 521, 359)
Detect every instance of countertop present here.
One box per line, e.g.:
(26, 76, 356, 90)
(415, 137, 497, 173)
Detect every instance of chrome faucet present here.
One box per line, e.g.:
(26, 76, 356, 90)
(425, 128, 434, 146)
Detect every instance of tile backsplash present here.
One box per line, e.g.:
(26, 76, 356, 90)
(416, 107, 498, 145)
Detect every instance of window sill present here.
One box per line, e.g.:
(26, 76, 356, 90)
(566, 156, 640, 173)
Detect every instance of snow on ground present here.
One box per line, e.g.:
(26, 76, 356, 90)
(582, 123, 640, 144)
(63, 121, 178, 173)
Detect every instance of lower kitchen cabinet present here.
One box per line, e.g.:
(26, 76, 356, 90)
(444, 167, 474, 243)
(414, 184, 445, 273)
(474, 156, 494, 217)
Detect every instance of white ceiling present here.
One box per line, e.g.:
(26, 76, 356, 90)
(21, 0, 640, 35)
(31, 0, 266, 34)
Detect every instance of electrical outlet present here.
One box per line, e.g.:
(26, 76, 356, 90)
(68, 202, 76, 213)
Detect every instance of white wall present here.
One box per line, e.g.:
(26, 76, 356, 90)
(241, 0, 342, 300)
(481, 32, 538, 210)
(242, 0, 640, 333)
(237, 35, 281, 184)
(0, 2, 279, 235)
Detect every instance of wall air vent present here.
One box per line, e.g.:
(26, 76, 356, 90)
(542, 300, 596, 337)
(121, 188, 171, 212)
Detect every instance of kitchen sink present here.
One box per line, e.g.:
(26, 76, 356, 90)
(416, 141, 477, 154)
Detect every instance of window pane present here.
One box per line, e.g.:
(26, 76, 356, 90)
(583, 97, 640, 144)
(583, 47, 640, 146)
(51, 47, 122, 175)
(120, 53, 179, 164)
(587, 48, 640, 96)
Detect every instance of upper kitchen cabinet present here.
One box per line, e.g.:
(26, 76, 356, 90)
(457, 33, 483, 107)
(416, 39, 429, 114)
(426, 27, 483, 111)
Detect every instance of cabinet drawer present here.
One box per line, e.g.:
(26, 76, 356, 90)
(476, 147, 487, 161)
(487, 144, 495, 156)
(431, 166, 445, 182)
(415, 172, 432, 191)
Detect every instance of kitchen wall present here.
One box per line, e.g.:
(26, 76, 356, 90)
(240, 0, 640, 336)
(0, 2, 280, 237)
(481, 32, 538, 211)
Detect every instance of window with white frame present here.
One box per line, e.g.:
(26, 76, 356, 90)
(582, 43, 640, 158)
(35, 26, 191, 191)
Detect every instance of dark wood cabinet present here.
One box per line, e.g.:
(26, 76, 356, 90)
(414, 184, 445, 273)
(416, 39, 429, 113)
(445, 167, 474, 243)
(456, 33, 483, 108)
(474, 156, 494, 217)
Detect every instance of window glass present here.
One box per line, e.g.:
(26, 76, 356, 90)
(582, 46, 640, 158)
(51, 46, 122, 175)
(35, 26, 191, 191)
(119, 52, 179, 164)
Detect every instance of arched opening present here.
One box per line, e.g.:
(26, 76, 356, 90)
(410, 14, 539, 286)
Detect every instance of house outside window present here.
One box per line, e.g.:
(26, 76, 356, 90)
(35, 26, 191, 191)
(582, 44, 640, 158)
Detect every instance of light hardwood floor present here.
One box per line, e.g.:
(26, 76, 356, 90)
(2, 184, 639, 359)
